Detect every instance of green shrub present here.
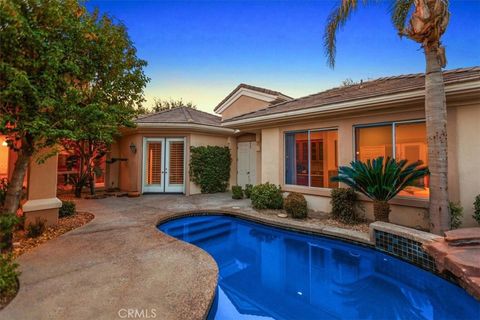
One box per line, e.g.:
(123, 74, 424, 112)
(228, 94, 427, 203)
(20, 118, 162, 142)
(231, 186, 244, 199)
(244, 184, 253, 199)
(26, 219, 46, 238)
(0, 214, 20, 252)
(473, 195, 480, 225)
(251, 183, 283, 210)
(284, 192, 308, 219)
(449, 201, 463, 229)
(189, 146, 231, 193)
(0, 178, 8, 207)
(59, 200, 76, 218)
(0, 253, 19, 297)
(330, 188, 360, 224)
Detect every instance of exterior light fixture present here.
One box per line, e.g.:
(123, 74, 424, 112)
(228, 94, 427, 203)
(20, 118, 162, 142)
(1, 141, 7, 147)
(129, 142, 137, 154)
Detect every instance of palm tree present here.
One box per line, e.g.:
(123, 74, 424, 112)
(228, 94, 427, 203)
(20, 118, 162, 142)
(324, 0, 450, 234)
(331, 157, 429, 222)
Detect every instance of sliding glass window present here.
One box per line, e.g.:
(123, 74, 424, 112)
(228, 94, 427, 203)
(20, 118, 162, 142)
(285, 129, 338, 188)
(354, 120, 429, 198)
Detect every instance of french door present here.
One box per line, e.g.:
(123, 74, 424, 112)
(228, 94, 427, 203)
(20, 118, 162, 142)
(143, 137, 185, 193)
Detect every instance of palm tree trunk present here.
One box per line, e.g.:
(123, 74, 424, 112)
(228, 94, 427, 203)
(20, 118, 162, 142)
(424, 48, 450, 235)
(373, 200, 390, 222)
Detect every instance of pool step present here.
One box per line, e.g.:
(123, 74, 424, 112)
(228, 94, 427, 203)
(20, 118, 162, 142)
(166, 220, 233, 244)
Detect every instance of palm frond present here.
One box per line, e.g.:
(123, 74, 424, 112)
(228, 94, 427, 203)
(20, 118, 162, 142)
(331, 156, 429, 201)
(391, 0, 415, 33)
(323, 0, 362, 68)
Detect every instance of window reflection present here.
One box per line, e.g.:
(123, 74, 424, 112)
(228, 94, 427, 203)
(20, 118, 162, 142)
(285, 130, 338, 188)
(355, 121, 429, 199)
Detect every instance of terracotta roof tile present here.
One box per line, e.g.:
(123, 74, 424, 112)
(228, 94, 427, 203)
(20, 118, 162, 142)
(223, 67, 480, 123)
(135, 107, 222, 127)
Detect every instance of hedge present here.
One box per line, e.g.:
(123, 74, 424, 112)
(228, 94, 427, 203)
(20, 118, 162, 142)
(189, 146, 231, 193)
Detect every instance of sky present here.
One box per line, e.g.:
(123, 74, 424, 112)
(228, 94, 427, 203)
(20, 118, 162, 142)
(87, 0, 480, 113)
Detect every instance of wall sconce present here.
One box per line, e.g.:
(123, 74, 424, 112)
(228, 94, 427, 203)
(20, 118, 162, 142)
(1, 141, 7, 147)
(129, 142, 137, 154)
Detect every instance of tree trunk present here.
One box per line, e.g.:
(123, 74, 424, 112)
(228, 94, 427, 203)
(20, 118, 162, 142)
(3, 148, 31, 215)
(89, 174, 95, 196)
(424, 48, 450, 235)
(373, 200, 390, 222)
(74, 184, 83, 198)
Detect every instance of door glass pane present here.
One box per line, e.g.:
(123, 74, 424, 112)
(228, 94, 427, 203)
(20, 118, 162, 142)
(395, 122, 429, 198)
(285, 131, 308, 186)
(355, 125, 393, 161)
(147, 142, 162, 185)
(169, 141, 184, 185)
(310, 130, 338, 188)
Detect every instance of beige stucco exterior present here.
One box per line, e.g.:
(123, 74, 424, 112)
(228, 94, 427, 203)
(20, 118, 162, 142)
(220, 95, 271, 120)
(23, 151, 61, 226)
(113, 128, 235, 196)
(233, 94, 480, 229)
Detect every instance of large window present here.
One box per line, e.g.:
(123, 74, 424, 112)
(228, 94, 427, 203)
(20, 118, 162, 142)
(285, 129, 338, 188)
(57, 152, 106, 193)
(355, 120, 429, 198)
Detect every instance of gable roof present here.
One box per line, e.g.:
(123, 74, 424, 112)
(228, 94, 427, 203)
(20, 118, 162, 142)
(214, 83, 292, 113)
(136, 107, 222, 127)
(222, 67, 480, 125)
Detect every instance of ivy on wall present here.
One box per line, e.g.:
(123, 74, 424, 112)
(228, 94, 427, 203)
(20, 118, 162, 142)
(189, 146, 231, 193)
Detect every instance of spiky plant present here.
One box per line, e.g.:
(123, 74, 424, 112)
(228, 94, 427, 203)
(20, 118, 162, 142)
(324, 0, 450, 234)
(331, 157, 429, 222)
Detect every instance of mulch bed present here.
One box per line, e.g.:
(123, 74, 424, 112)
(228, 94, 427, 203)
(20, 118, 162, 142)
(12, 212, 95, 258)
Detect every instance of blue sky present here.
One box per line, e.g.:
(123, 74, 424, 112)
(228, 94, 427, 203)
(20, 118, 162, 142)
(87, 0, 480, 113)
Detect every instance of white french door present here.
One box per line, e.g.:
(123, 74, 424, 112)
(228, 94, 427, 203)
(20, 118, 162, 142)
(237, 141, 256, 188)
(142, 137, 185, 193)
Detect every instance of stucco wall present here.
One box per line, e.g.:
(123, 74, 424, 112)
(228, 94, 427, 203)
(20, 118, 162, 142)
(116, 131, 233, 196)
(220, 96, 271, 120)
(261, 128, 281, 185)
(257, 100, 479, 229)
(451, 103, 480, 226)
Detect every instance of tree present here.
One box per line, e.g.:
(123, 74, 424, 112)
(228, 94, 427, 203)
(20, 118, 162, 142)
(151, 98, 196, 113)
(0, 1, 148, 212)
(324, 0, 450, 234)
(331, 157, 429, 222)
(59, 12, 148, 197)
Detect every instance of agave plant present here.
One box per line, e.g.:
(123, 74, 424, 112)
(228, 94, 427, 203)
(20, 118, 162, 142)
(331, 157, 429, 222)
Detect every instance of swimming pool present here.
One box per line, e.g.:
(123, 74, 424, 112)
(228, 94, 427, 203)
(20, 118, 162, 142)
(158, 215, 480, 320)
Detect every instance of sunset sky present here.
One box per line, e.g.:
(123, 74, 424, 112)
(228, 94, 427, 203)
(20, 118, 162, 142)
(87, 0, 480, 113)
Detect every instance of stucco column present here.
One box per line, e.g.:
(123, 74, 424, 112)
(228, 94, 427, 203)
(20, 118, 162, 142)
(23, 151, 61, 226)
(261, 128, 281, 185)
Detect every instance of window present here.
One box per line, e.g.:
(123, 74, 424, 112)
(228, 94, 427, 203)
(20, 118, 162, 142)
(57, 152, 106, 192)
(0, 136, 9, 179)
(285, 129, 338, 188)
(355, 121, 429, 198)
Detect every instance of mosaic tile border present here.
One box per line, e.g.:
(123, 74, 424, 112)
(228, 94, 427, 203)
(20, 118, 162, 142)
(374, 229, 437, 271)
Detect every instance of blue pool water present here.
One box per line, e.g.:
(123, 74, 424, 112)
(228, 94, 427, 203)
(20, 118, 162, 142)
(158, 215, 480, 320)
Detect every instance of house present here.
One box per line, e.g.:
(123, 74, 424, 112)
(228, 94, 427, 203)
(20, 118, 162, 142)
(2, 67, 479, 229)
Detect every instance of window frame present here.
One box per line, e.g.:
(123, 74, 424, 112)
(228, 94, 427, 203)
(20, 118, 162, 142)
(283, 127, 338, 189)
(353, 118, 426, 161)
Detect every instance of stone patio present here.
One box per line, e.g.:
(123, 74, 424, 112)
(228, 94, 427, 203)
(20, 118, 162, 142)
(1, 193, 370, 320)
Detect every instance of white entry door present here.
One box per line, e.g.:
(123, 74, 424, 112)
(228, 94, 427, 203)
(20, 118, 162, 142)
(237, 141, 256, 188)
(143, 137, 185, 193)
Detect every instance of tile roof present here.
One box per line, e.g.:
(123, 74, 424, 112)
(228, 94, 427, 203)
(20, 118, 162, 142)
(214, 83, 292, 111)
(222, 67, 480, 123)
(135, 107, 222, 127)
